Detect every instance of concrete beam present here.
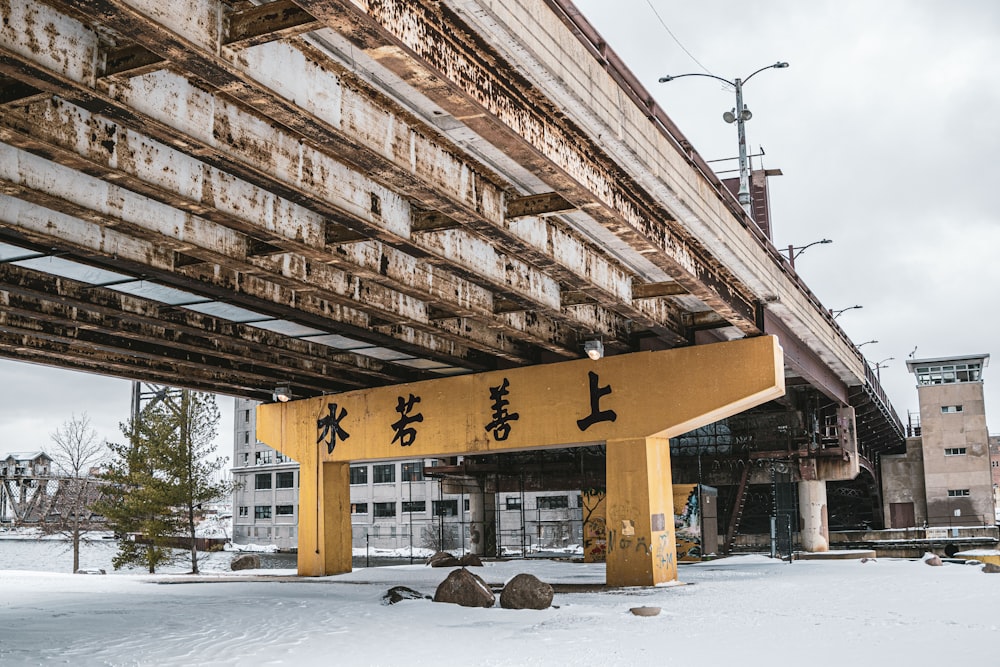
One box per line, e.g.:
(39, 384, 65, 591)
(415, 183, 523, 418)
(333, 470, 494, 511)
(13, 0, 684, 342)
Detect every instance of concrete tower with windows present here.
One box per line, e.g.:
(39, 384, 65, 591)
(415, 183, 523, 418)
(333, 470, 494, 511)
(883, 355, 995, 528)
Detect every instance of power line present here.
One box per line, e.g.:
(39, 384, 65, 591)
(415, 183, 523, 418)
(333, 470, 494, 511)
(644, 0, 713, 75)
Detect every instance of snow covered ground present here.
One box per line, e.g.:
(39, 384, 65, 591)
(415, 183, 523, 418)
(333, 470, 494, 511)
(1, 553, 998, 666)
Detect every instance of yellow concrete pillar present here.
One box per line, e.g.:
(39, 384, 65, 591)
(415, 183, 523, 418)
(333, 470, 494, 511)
(295, 461, 352, 577)
(605, 436, 676, 587)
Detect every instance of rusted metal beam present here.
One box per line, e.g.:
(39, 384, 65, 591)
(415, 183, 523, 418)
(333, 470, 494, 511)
(0, 74, 43, 105)
(20, 0, 683, 344)
(225, 0, 321, 48)
(299, 0, 759, 331)
(0, 262, 422, 386)
(411, 209, 462, 233)
(632, 281, 688, 299)
(506, 192, 577, 219)
(101, 44, 165, 78)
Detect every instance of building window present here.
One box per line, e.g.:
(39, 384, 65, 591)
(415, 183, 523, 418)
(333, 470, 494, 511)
(351, 503, 368, 514)
(275, 505, 294, 516)
(243, 453, 250, 465)
(464, 498, 470, 512)
(243, 431, 250, 444)
(914, 363, 982, 385)
(941, 405, 964, 413)
(944, 448, 967, 456)
(350, 466, 368, 485)
(238, 506, 248, 517)
(401, 462, 423, 482)
(402, 500, 426, 513)
(374, 502, 396, 518)
(947, 489, 971, 497)
(244, 409, 251, 423)
(373, 464, 395, 484)
(255, 473, 272, 490)
(275, 452, 289, 464)
(433, 499, 458, 517)
(254, 505, 272, 519)
(276, 471, 295, 488)
(255, 450, 273, 466)
(505, 497, 521, 510)
(537, 495, 569, 510)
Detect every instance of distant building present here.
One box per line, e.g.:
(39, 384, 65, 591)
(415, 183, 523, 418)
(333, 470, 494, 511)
(1, 452, 54, 524)
(882, 354, 996, 527)
(231, 398, 583, 552)
(0, 451, 52, 477)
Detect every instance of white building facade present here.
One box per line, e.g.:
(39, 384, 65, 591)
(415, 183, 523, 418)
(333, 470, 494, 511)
(232, 398, 583, 552)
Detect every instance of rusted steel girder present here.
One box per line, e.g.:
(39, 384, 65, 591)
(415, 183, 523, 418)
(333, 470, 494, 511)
(300, 0, 760, 332)
(18, 0, 684, 345)
(0, 262, 422, 391)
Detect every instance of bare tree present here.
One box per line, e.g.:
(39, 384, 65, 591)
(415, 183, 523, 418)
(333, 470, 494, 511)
(47, 413, 109, 572)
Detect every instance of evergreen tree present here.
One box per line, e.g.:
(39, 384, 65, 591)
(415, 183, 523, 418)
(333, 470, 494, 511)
(161, 391, 232, 574)
(94, 402, 184, 573)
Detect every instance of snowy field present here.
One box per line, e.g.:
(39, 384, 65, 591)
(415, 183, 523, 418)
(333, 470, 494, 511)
(1, 553, 998, 666)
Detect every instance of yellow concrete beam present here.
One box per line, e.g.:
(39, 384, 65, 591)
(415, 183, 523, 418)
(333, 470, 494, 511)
(256, 335, 784, 581)
(257, 335, 784, 463)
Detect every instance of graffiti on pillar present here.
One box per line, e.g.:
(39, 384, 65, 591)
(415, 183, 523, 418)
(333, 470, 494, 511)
(576, 371, 617, 431)
(484, 377, 520, 441)
(656, 532, 676, 570)
(390, 394, 423, 447)
(582, 488, 607, 562)
(317, 403, 350, 454)
(634, 536, 651, 556)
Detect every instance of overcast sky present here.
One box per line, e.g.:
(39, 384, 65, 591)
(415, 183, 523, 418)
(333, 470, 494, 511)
(2, 0, 998, 457)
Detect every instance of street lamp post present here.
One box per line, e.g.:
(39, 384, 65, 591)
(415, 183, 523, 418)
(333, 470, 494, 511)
(830, 305, 863, 319)
(787, 239, 832, 268)
(870, 357, 895, 382)
(659, 62, 788, 219)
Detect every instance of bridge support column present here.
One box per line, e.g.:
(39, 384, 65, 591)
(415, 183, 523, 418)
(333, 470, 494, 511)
(605, 436, 677, 586)
(468, 486, 496, 557)
(798, 480, 829, 552)
(296, 460, 353, 577)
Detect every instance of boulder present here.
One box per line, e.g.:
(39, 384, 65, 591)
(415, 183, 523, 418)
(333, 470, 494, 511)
(499, 573, 554, 610)
(230, 553, 261, 571)
(459, 553, 484, 567)
(433, 568, 495, 608)
(982, 563, 1000, 574)
(427, 551, 461, 568)
(383, 586, 429, 604)
(924, 554, 943, 566)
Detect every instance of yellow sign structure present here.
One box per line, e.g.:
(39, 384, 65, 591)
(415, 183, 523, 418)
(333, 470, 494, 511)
(257, 336, 784, 586)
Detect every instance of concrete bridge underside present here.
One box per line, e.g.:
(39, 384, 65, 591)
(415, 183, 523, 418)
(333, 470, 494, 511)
(0, 0, 904, 536)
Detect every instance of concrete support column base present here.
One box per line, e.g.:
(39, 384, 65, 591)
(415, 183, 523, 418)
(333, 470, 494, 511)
(605, 436, 678, 586)
(297, 461, 352, 576)
(798, 479, 829, 552)
(468, 487, 495, 556)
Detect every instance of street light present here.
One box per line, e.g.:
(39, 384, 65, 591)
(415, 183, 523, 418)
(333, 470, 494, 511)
(856, 340, 878, 349)
(787, 239, 832, 268)
(830, 305, 862, 319)
(870, 357, 894, 382)
(659, 61, 789, 219)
